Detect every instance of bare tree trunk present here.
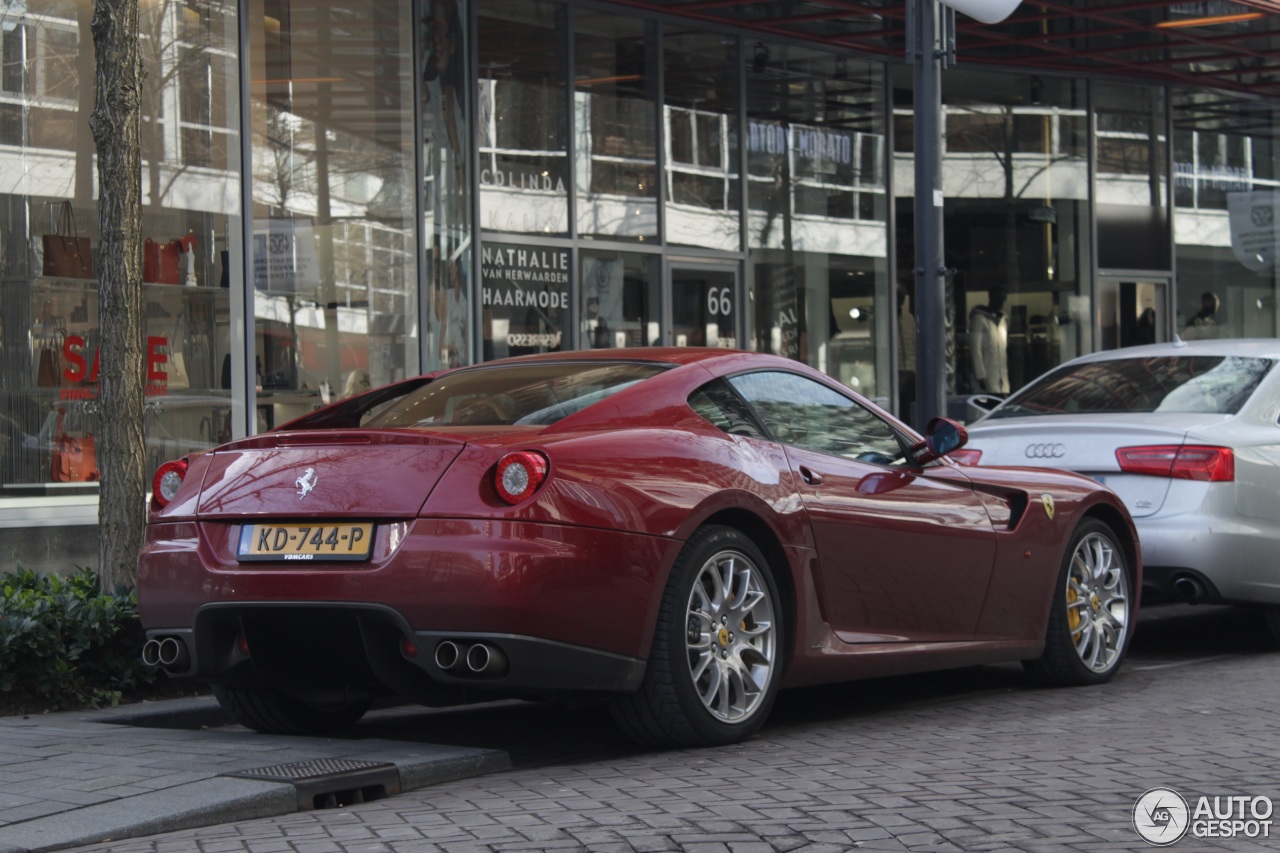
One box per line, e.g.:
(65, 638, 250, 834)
(90, 0, 146, 590)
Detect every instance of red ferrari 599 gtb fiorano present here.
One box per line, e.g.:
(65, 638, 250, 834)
(139, 348, 1141, 747)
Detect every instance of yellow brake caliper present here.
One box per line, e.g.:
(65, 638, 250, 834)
(1067, 583, 1083, 639)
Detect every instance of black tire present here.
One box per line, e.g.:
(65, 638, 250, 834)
(611, 526, 785, 748)
(213, 685, 370, 735)
(1024, 518, 1133, 686)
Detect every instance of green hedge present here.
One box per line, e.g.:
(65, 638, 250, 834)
(0, 566, 157, 709)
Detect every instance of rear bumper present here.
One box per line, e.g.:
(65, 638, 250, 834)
(138, 517, 678, 696)
(144, 603, 645, 698)
(1138, 510, 1280, 605)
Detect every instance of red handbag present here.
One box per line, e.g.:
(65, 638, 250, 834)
(144, 238, 182, 284)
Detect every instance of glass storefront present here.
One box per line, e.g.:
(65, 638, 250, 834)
(749, 47, 889, 405)
(895, 69, 1093, 410)
(1172, 92, 1280, 341)
(245, 0, 420, 429)
(1, 0, 241, 568)
(3, 0, 1280, 570)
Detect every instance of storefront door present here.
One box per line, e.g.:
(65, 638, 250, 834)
(668, 262, 740, 349)
(1098, 277, 1171, 350)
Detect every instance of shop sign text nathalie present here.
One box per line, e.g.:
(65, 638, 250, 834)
(481, 246, 570, 310)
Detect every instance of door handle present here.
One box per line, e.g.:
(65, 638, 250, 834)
(799, 465, 824, 486)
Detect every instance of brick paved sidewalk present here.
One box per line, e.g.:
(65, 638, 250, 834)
(52, 648, 1280, 853)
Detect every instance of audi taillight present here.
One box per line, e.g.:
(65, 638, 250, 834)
(494, 451, 549, 504)
(1115, 445, 1234, 482)
(151, 459, 189, 508)
(949, 449, 983, 466)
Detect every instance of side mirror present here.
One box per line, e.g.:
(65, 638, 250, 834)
(913, 417, 969, 464)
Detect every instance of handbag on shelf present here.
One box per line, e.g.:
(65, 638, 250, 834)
(34, 307, 66, 388)
(167, 351, 190, 390)
(165, 312, 190, 390)
(144, 238, 183, 284)
(42, 202, 94, 280)
(50, 408, 99, 483)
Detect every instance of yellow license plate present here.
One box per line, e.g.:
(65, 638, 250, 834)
(237, 523, 374, 562)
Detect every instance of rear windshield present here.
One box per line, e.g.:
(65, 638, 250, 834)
(363, 361, 668, 428)
(987, 355, 1275, 418)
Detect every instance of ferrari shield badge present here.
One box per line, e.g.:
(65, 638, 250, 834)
(1041, 493, 1055, 520)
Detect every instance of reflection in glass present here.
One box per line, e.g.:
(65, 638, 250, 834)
(0, 0, 242, 488)
(1172, 92, 1280, 341)
(249, 0, 418, 430)
(477, 0, 569, 236)
(746, 46, 887, 404)
(909, 71, 1092, 399)
(423, 0, 472, 369)
(990, 356, 1273, 417)
(580, 251, 660, 348)
(1094, 82, 1169, 272)
(575, 12, 657, 241)
(664, 27, 739, 250)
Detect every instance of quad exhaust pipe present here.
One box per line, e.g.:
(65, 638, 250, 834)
(141, 636, 190, 671)
(432, 640, 507, 676)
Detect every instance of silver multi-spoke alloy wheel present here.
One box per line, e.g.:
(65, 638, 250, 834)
(684, 547, 777, 724)
(1065, 530, 1130, 673)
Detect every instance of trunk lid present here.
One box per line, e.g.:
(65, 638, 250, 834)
(195, 429, 470, 518)
(965, 413, 1230, 517)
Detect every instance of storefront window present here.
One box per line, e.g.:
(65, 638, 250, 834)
(937, 72, 1092, 396)
(481, 241, 569, 358)
(575, 11, 657, 241)
(580, 250, 659, 348)
(247, 0, 418, 428)
(1094, 81, 1170, 273)
(1173, 91, 1280, 341)
(0, 0, 241, 509)
(747, 47, 888, 403)
(664, 26, 739, 251)
(423, 0, 472, 369)
(477, 0, 569, 236)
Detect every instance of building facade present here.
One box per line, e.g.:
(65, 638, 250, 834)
(1, 0, 1278, 570)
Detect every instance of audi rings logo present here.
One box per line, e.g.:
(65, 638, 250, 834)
(1025, 443, 1066, 459)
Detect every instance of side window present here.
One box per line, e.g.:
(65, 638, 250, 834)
(688, 380, 766, 438)
(729, 371, 905, 464)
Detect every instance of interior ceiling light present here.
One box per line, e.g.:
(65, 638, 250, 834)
(1154, 11, 1265, 28)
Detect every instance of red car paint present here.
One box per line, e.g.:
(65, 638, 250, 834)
(137, 348, 1141, 724)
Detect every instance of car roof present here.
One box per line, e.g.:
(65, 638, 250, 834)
(447, 346, 802, 374)
(1063, 338, 1280, 364)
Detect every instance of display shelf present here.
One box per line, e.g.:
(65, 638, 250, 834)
(1, 276, 232, 487)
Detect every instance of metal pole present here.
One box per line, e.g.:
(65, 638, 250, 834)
(912, 0, 947, 429)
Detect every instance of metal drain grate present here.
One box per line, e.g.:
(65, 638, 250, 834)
(226, 758, 402, 810)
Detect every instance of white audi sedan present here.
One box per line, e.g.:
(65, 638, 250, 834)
(959, 339, 1280, 633)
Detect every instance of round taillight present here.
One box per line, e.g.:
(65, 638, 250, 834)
(152, 459, 189, 508)
(494, 451, 549, 505)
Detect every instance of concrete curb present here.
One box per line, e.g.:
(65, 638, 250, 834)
(0, 699, 512, 853)
(0, 777, 297, 853)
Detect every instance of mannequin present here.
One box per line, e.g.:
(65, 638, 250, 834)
(969, 287, 1010, 395)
